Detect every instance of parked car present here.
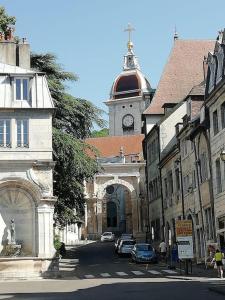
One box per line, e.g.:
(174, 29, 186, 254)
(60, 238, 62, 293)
(131, 243, 158, 263)
(100, 232, 115, 242)
(114, 234, 134, 253)
(118, 239, 136, 255)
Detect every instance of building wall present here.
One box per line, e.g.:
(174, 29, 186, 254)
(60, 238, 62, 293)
(159, 103, 186, 152)
(208, 86, 225, 246)
(107, 96, 145, 136)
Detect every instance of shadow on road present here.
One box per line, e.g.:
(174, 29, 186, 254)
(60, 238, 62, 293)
(0, 280, 223, 300)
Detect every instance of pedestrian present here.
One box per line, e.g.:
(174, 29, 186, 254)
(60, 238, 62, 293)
(59, 242, 66, 258)
(159, 240, 167, 261)
(213, 249, 224, 278)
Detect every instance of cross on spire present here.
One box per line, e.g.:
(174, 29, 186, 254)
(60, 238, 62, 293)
(124, 23, 135, 43)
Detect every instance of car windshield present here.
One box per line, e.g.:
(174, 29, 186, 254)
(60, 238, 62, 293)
(103, 233, 111, 236)
(123, 241, 135, 245)
(136, 244, 153, 251)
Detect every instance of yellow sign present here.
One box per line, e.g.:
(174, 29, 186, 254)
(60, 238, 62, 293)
(175, 220, 193, 237)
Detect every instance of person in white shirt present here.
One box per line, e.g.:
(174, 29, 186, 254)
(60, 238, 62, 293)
(159, 240, 167, 260)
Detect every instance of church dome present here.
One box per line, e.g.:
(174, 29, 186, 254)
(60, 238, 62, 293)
(110, 69, 151, 100)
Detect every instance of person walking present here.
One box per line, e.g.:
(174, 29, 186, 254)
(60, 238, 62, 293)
(159, 240, 167, 262)
(213, 249, 224, 278)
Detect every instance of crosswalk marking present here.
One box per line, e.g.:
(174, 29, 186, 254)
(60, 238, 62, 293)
(116, 272, 128, 276)
(148, 270, 161, 275)
(84, 274, 95, 279)
(131, 271, 144, 275)
(83, 269, 177, 279)
(162, 269, 177, 274)
(100, 273, 111, 277)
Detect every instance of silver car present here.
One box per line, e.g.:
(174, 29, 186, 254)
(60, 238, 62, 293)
(118, 239, 136, 255)
(100, 232, 115, 242)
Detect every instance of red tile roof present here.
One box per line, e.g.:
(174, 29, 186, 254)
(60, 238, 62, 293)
(85, 134, 144, 158)
(144, 40, 215, 115)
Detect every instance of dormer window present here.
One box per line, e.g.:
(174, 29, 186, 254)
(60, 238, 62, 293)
(15, 78, 29, 100)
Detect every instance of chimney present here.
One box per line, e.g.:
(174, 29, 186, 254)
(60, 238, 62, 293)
(0, 28, 30, 69)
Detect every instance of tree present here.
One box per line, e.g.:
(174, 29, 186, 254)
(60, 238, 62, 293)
(91, 128, 109, 138)
(31, 53, 106, 226)
(0, 7, 16, 38)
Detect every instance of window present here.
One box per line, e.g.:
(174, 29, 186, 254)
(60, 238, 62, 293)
(216, 159, 222, 194)
(218, 216, 225, 230)
(213, 110, 219, 135)
(15, 78, 29, 100)
(221, 102, 225, 129)
(175, 169, 180, 191)
(192, 169, 196, 189)
(200, 152, 208, 182)
(164, 178, 168, 208)
(205, 208, 213, 240)
(17, 119, 29, 147)
(0, 120, 11, 147)
(183, 174, 189, 194)
(168, 171, 173, 196)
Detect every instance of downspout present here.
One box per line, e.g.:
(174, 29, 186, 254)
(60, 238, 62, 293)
(157, 126, 165, 239)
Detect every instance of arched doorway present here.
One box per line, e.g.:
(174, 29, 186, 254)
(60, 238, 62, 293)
(107, 201, 117, 227)
(103, 184, 133, 234)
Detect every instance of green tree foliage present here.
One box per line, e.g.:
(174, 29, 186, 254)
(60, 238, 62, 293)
(0, 7, 16, 37)
(91, 128, 109, 137)
(0, 6, 105, 226)
(31, 53, 106, 226)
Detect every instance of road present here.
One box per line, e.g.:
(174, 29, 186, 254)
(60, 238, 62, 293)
(0, 241, 224, 300)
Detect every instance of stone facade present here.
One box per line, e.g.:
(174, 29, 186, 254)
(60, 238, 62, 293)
(0, 39, 56, 278)
(204, 31, 225, 250)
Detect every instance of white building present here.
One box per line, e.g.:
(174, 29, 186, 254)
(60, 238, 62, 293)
(0, 37, 56, 278)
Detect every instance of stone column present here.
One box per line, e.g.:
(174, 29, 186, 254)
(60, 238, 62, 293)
(37, 200, 55, 258)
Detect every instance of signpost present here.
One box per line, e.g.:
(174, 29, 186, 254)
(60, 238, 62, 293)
(176, 220, 194, 274)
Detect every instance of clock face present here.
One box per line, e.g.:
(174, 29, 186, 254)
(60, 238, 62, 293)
(122, 114, 134, 127)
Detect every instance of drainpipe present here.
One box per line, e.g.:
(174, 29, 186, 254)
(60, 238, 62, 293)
(157, 126, 165, 239)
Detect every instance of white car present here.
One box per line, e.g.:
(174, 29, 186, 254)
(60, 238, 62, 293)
(100, 232, 115, 242)
(118, 239, 136, 255)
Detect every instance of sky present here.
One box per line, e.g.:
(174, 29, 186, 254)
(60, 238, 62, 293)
(2, 0, 225, 124)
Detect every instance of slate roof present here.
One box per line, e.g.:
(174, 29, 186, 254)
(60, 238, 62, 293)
(85, 134, 144, 158)
(144, 40, 215, 115)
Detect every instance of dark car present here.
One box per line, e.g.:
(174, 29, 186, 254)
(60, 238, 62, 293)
(131, 243, 158, 263)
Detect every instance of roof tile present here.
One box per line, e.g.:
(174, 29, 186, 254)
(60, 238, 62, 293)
(144, 40, 215, 115)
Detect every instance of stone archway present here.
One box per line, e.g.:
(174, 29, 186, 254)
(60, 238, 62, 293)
(97, 178, 136, 200)
(0, 178, 41, 256)
(86, 177, 140, 238)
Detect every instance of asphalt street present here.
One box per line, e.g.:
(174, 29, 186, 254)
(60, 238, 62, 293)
(0, 241, 224, 300)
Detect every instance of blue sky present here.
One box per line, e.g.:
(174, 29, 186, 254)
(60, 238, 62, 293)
(2, 0, 225, 123)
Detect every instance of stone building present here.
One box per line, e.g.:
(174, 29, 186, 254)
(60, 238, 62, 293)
(143, 37, 215, 249)
(85, 31, 153, 240)
(203, 30, 225, 250)
(158, 83, 216, 261)
(0, 35, 56, 278)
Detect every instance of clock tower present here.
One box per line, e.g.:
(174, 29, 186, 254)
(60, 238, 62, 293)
(105, 24, 152, 136)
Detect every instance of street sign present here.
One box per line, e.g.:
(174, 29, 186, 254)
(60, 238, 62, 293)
(176, 220, 194, 259)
